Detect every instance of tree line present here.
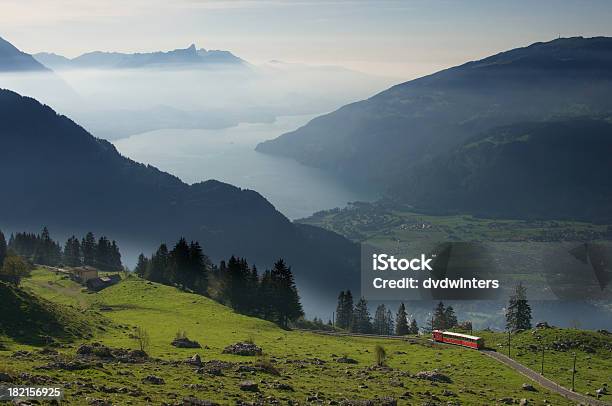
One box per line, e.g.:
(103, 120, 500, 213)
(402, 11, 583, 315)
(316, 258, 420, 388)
(335, 291, 419, 335)
(7, 227, 123, 272)
(135, 238, 304, 328)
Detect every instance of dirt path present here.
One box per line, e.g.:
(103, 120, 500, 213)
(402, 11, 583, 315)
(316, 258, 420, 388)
(301, 329, 611, 406)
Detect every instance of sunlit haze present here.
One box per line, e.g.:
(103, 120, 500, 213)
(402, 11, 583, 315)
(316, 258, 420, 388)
(3, 0, 612, 79)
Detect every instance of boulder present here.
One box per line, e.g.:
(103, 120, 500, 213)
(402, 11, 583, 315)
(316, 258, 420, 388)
(415, 370, 452, 383)
(222, 342, 262, 356)
(142, 375, 165, 385)
(0, 372, 13, 382)
(171, 337, 202, 349)
(187, 354, 202, 366)
(522, 383, 537, 392)
(335, 356, 358, 364)
(239, 380, 259, 392)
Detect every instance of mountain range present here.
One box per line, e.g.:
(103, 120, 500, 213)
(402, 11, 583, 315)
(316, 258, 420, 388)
(0, 89, 358, 315)
(34, 44, 246, 70)
(257, 36, 612, 221)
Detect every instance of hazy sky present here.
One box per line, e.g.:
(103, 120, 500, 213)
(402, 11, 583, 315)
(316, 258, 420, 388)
(3, 0, 612, 79)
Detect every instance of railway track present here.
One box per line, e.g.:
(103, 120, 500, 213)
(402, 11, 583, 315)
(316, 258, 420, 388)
(299, 329, 611, 406)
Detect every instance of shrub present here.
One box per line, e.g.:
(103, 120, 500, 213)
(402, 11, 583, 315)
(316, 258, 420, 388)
(133, 326, 150, 353)
(374, 345, 387, 366)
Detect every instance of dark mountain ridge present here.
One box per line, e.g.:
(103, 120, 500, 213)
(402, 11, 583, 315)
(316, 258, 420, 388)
(256, 37, 612, 221)
(0, 89, 359, 314)
(397, 117, 612, 222)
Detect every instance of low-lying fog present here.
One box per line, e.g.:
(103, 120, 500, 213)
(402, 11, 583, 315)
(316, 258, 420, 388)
(0, 63, 396, 140)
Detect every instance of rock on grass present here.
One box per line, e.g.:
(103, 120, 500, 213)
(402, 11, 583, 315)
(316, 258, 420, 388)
(222, 342, 262, 356)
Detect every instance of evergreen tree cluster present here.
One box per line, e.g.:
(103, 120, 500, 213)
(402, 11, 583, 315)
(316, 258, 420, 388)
(335, 293, 419, 335)
(135, 238, 210, 295)
(218, 257, 303, 328)
(505, 282, 532, 331)
(7, 227, 122, 271)
(137, 239, 304, 328)
(431, 301, 458, 331)
(9, 227, 61, 266)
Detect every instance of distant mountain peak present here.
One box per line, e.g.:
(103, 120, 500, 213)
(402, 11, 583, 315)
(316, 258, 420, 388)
(0, 35, 50, 72)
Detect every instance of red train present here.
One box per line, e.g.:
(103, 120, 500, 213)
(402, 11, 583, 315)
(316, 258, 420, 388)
(432, 330, 484, 349)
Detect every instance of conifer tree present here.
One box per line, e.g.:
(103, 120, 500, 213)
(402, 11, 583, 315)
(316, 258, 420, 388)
(335, 291, 349, 329)
(147, 243, 169, 283)
(395, 302, 409, 335)
(506, 282, 532, 331)
(63, 236, 82, 267)
(444, 305, 458, 329)
(351, 297, 372, 333)
(82, 232, 96, 267)
(374, 304, 388, 335)
(433, 301, 447, 330)
(409, 318, 419, 334)
(110, 240, 122, 271)
(188, 241, 209, 294)
(385, 308, 394, 335)
(259, 269, 275, 320)
(0, 229, 6, 268)
(270, 259, 303, 328)
(135, 253, 148, 277)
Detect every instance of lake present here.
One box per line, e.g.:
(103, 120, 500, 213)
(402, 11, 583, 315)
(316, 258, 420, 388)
(114, 115, 377, 219)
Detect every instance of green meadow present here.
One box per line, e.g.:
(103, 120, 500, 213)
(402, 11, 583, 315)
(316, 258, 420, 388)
(0, 269, 608, 405)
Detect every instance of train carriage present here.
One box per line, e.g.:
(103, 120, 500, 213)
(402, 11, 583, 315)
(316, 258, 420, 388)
(432, 330, 484, 349)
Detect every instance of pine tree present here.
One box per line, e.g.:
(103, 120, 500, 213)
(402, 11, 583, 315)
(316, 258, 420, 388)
(395, 302, 409, 335)
(343, 290, 354, 330)
(110, 240, 122, 271)
(82, 232, 96, 267)
(336, 291, 349, 329)
(409, 318, 419, 334)
(222, 256, 250, 312)
(506, 282, 532, 331)
(169, 238, 191, 287)
(259, 269, 275, 320)
(433, 301, 447, 330)
(270, 259, 303, 328)
(63, 236, 82, 267)
(385, 308, 394, 335)
(444, 305, 458, 329)
(188, 241, 209, 295)
(373, 304, 388, 335)
(147, 243, 169, 283)
(351, 297, 372, 333)
(0, 229, 7, 268)
(135, 253, 148, 277)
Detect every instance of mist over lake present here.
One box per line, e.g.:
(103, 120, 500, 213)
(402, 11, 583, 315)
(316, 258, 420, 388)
(114, 114, 378, 219)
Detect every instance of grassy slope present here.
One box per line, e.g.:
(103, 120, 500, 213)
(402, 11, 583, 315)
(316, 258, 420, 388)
(479, 329, 611, 397)
(0, 269, 599, 405)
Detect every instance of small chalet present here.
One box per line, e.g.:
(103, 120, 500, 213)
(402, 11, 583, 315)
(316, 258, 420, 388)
(86, 274, 121, 292)
(70, 266, 99, 284)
